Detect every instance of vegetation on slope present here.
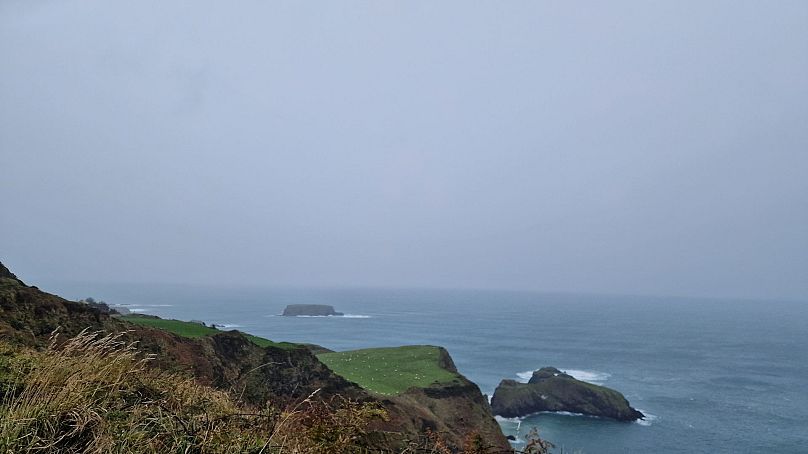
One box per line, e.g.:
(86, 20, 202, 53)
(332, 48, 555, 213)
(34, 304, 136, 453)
(120, 314, 299, 350)
(0, 330, 387, 453)
(0, 330, 546, 454)
(317, 346, 462, 395)
(0, 262, 528, 453)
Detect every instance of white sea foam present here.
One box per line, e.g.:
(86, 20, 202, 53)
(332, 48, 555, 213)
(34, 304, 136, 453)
(515, 371, 533, 382)
(562, 369, 611, 384)
(128, 308, 147, 313)
(506, 436, 526, 445)
(635, 410, 657, 426)
(272, 314, 320, 317)
(218, 324, 243, 329)
(494, 415, 524, 424)
(271, 314, 371, 318)
(516, 368, 610, 384)
(553, 411, 587, 417)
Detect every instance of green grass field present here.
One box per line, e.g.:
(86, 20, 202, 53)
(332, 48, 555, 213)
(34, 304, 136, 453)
(120, 315, 298, 350)
(317, 346, 462, 395)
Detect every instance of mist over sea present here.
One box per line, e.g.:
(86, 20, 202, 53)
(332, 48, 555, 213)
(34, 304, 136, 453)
(50, 283, 808, 453)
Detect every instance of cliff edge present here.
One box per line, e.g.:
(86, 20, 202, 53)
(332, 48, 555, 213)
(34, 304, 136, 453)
(0, 261, 511, 452)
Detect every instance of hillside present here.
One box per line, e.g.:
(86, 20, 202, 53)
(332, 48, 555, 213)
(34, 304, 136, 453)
(0, 330, 386, 453)
(0, 262, 512, 452)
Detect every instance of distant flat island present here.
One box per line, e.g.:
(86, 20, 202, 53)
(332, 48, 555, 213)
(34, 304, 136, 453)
(281, 304, 343, 316)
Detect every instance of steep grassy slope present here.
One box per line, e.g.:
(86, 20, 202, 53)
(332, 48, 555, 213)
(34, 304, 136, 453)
(318, 346, 462, 395)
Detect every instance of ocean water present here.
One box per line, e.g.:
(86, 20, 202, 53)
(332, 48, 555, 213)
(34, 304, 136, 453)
(49, 283, 808, 453)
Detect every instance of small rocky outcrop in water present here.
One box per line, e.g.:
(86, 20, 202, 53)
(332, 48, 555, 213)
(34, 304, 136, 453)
(491, 367, 644, 421)
(281, 304, 343, 316)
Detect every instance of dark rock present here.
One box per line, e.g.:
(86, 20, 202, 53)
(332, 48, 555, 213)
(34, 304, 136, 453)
(529, 366, 569, 382)
(84, 300, 114, 314)
(491, 367, 644, 421)
(436, 346, 458, 373)
(281, 304, 343, 316)
(0, 261, 24, 285)
(506, 435, 517, 441)
(386, 366, 511, 452)
(301, 343, 334, 354)
(111, 305, 131, 315)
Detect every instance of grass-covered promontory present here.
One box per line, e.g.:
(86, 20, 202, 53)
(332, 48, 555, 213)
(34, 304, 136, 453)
(317, 346, 462, 395)
(121, 317, 463, 396)
(119, 315, 299, 350)
(0, 262, 528, 453)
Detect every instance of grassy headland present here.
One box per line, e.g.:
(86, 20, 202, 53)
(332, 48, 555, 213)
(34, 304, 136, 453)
(119, 315, 299, 350)
(317, 346, 462, 395)
(0, 261, 528, 453)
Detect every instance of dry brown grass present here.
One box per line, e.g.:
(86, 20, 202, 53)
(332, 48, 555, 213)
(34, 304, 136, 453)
(0, 329, 386, 453)
(0, 329, 541, 453)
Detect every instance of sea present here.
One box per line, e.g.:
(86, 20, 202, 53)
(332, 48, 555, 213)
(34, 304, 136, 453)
(47, 283, 808, 453)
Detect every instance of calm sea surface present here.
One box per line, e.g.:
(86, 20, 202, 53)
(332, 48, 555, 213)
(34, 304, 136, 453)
(48, 283, 808, 453)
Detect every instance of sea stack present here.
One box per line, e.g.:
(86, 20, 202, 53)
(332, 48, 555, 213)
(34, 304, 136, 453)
(281, 304, 343, 316)
(490, 367, 644, 421)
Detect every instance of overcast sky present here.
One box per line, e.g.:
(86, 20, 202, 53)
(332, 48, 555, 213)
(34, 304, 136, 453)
(1, 1, 807, 300)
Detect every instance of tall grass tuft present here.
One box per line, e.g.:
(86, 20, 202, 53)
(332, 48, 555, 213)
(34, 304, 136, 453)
(0, 329, 386, 453)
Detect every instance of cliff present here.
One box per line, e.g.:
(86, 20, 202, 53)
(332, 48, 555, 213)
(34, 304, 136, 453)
(0, 262, 510, 452)
(0, 269, 358, 406)
(491, 367, 644, 421)
(386, 379, 510, 450)
(317, 345, 510, 451)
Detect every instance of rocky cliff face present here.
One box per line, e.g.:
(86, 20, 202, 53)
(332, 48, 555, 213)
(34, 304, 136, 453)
(0, 262, 21, 282)
(0, 270, 117, 346)
(384, 379, 511, 451)
(491, 367, 644, 421)
(0, 262, 511, 452)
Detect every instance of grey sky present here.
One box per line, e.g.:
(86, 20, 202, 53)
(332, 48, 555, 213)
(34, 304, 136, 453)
(2, 1, 807, 300)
